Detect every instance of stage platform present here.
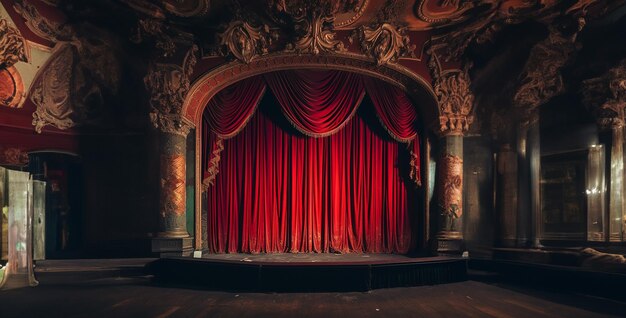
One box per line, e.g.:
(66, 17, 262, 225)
(147, 253, 467, 292)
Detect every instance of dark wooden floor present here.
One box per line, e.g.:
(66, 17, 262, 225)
(0, 259, 625, 317)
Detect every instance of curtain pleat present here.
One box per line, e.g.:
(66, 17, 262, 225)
(207, 110, 414, 254)
(202, 70, 422, 254)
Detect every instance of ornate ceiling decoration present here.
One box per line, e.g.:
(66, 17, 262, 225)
(513, 18, 585, 111)
(162, 0, 210, 17)
(0, 19, 28, 69)
(427, 0, 623, 62)
(218, 20, 273, 64)
(26, 15, 122, 133)
(429, 53, 474, 136)
(352, 22, 415, 66)
(13, 0, 73, 42)
(145, 45, 198, 135)
(0, 66, 25, 108)
(30, 44, 76, 133)
(273, 0, 346, 54)
(583, 60, 626, 129)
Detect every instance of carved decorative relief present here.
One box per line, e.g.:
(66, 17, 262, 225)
(184, 53, 435, 124)
(29, 26, 122, 132)
(219, 21, 272, 64)
(160, 153, 186, 216)
(513, 19, 585, 110)
(582, 60, 626, 130)
(279, 2, 346, 54)
(13, 0, 73, 42)
(31, 44, 76, 133)
(0, 19, 28, 69)
(145, 45, 198, 135)
(163, 0, 210, 17)
(415, 0, 476, 26)
(0, 147, 29, 166)
(352, 23, 415, 65)
(429, 53, 474, 136)
(438, 153, 463, 232)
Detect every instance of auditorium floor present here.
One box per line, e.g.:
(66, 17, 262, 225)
(0, 259, 625, 317)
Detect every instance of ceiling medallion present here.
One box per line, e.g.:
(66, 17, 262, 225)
(352, 23, 415, 66)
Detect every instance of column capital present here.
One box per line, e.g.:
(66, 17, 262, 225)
(144, 44, 198, 136)
(150, 112, 194, 137)
(433, 68, 475, 137)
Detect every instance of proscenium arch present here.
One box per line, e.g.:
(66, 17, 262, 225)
(182, 53, 439, 249)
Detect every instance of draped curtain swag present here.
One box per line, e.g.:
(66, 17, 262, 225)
(202, 70, 422, 189)
(201, 70, 423, 254)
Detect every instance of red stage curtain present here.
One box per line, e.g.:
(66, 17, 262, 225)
(202, 77, 266, 186)
(264, 70, 365, 137)
(207, 109, 413, 254)
(364, 78, 422, 185)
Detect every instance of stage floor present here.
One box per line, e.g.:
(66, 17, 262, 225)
(149, 253, 467, 292)
(199, 253, 453, 265)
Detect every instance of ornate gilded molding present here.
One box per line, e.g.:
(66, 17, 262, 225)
(219, 21, 273, 64)
(0, 147, 29, 166)
(352, 23, 415, 66)
(0, 19, 28, 69)
(162, 0, 210, 17)
(582, 60, 626, 130)
(415, 0, 476, 26)
(513, 18, 585, 110)
(282, 2, 346, 54)
(428, 52, 474, 136)
(13, 0, 72, 42)
(31, 44, 76, 133)
(145, 45, 198, 136)
(183, 52, 437, 125)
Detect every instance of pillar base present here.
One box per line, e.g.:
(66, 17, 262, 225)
(151, 237, 194, 257)
(434, 231, 464, 255)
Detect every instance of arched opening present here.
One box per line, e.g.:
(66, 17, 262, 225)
(184, 57, 439, 253)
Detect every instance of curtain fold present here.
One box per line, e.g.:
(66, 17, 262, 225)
(207, 110, 413, 254)
(264, 70, 366, 137)
(364, 78, 422, 186)
(201, 70, 424, 254)
(202, 77, 266, 187)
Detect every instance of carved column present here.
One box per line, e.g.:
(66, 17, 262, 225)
(491, 110, 519, 247)
(431, 66, 474, 254)
(511, 19, 584, 247)
(583, 61, 626, 242)
(145, 46, 198, 255)
(156, 117, 193, 238)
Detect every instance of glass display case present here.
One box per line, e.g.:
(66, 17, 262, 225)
(0, 168, 45, 289)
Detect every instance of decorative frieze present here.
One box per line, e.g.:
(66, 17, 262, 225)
(352, 23, 415, 66)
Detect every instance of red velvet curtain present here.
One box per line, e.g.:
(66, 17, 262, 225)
(202, 77, 266, 186)
(207, 109, 413, 253)
(264, 70, 365, 137)
(202, 70, 423, 254)
(364, 78, 421, 185)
